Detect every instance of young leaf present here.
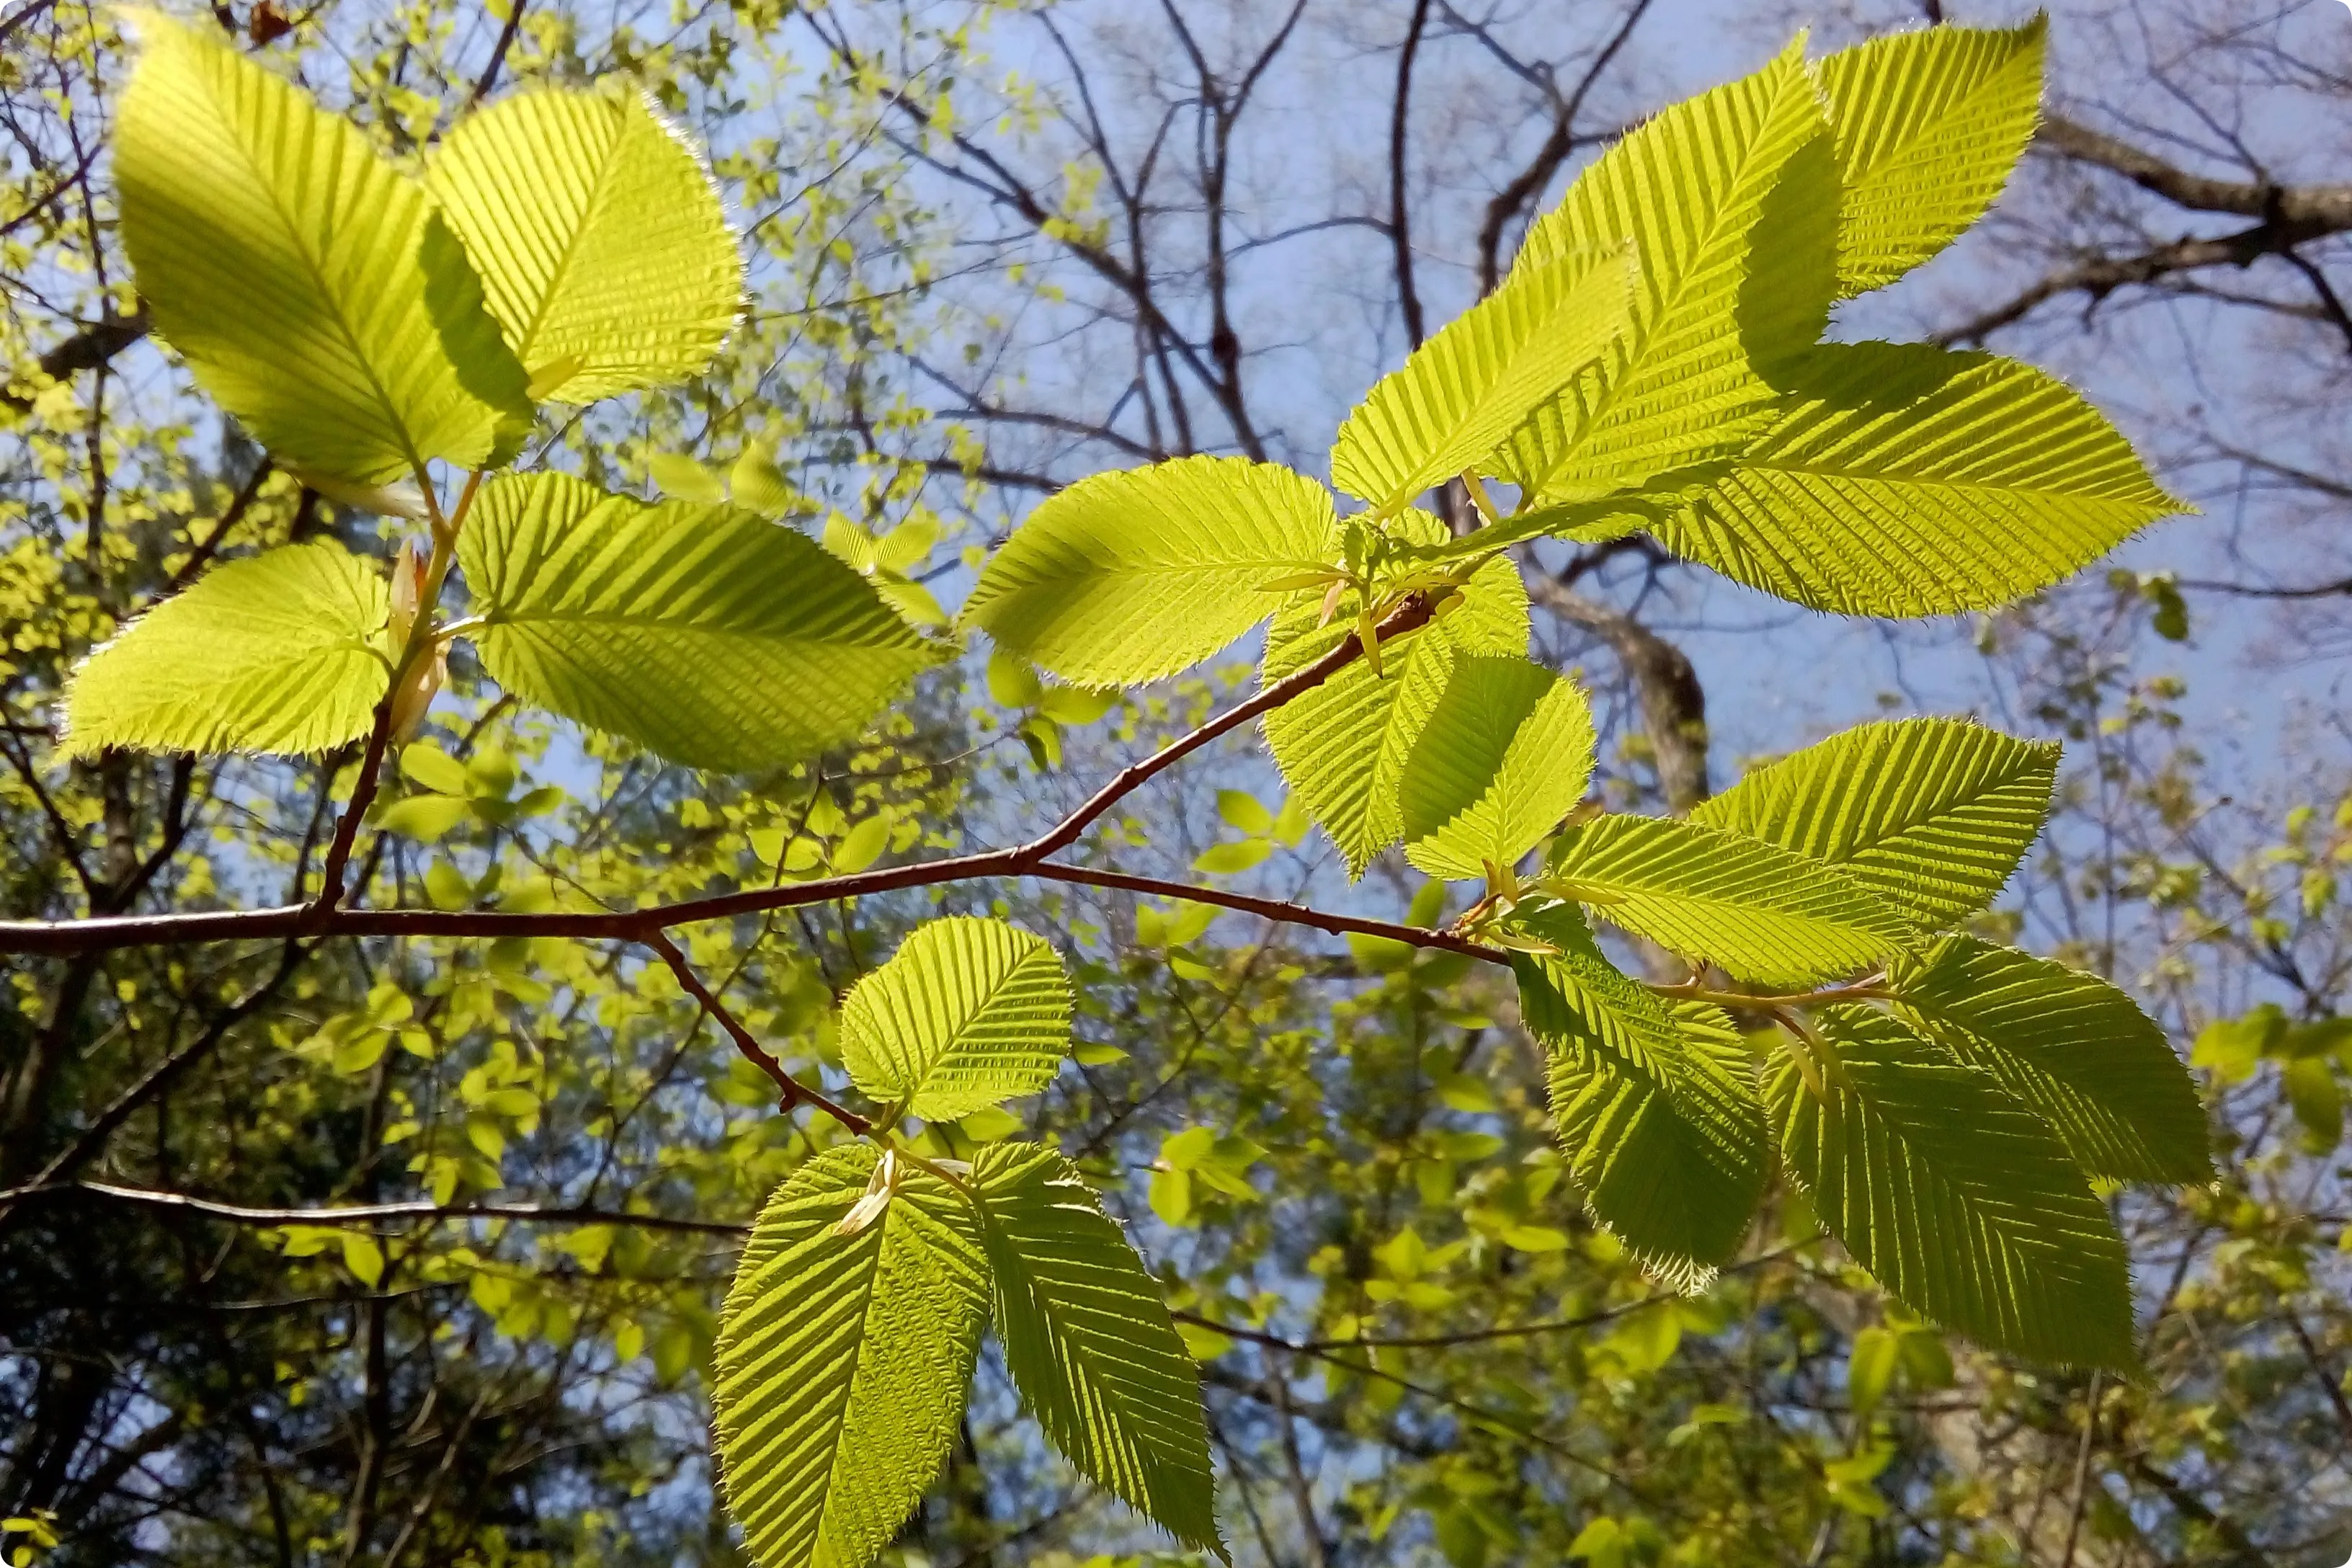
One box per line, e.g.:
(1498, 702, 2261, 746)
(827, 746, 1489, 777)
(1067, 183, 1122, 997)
(1655, 342, 2180, 616)
(1331, 247, 1633, 514)
(1508, 904, 1766, 1285)
(458, 473, 934, 771)
(1814, 19, 2048, 296)
(1262, 514, 1531, 876)
(429, 84, 742, 403)
(1399, 655, 1595, 882)
(1692, 717, 2058, 930)
(712, 1146, 989, 1568)
(971, 1143, 1221, 1554)
(1544, 815, 1909, 987)
(1886, 935, 2211, 1183)
(62, 541, 389, 759)
(840, 917, 1074, 1123)
(1768, 1004, 2137, 1369)
(961, 455, 1336, 687)
(115, 11, 530, 486)
(1500, 38, 1838, 502)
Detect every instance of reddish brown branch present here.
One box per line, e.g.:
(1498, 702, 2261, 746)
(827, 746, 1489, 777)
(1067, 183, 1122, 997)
(644, 930, 872, 1135)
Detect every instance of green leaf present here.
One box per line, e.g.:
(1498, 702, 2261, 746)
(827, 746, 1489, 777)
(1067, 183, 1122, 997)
(1814, 19, 2048, 296)
(962, 455, 1336, 687)
(1768, 1005, 2136, 1368)
(458, 473, 934, 771)
(2282, 1056, 2343, 1152)
(1544, 815, 1909, 987)
(712, 1146, 989, 1568)
(1886, 935, 2211, 1183)
(1654, 342, 2181, 616)
(1262, 513, 1530, 877)
(116, 11, 529, 486)
(971, 1143, 1221, 1553)
(1332, 248, 1633, 513)
(63, 541, 389, 759)
(1692, 717, 2058, 929)
(649, 453, 726, 502)
(429, 84, 741, 402)
(1500, 38, 1838, 502)
(1507, 904, 1766, 1285)
(839, 917, 1074, 1123)
(1399, 655, 1595, 882)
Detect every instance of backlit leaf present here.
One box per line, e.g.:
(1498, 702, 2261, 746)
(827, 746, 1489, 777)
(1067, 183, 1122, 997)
(712, 1146, 989, 1568)
(962, 455, 1336, 687)
(1509, 904, 1766, 1285)
(1332, 247, 1634, 513)
(430, 84, 741, 403)
(458, 473, 934, 771)
(841, 917, 1074, 1123)
(63, 541, 389, 758)
(1500, 38, 1838, 502)
(1693, 717, 2057, 929)
(1262, 512, 1531, 876)
(1886, 935, 2211, 1183)
(1544, 814, 1909, 986)
(971, 1143, 1221, 1553)
(1399, 656, 1595, 882)
(1814, 19, 2047, 295)
(1769, 1004, 2136, 1369)
(116, 11, 530, 485)
(1655, 343, 2180, 616)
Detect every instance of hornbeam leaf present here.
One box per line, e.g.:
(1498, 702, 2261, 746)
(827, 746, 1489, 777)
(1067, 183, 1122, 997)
(1508, 904, 1766, 1284)
(1887, 935, 2212, 1183)
(961, 455, 1337, 687)
(429, 84, 742, 403)
(1814, 19, 2048, 296)
(63, 541, 390, 759)
(841, 917, 1074, 1123)
(1262, 512, 1531, 876)
(1693, 717, 2057, 929)
(1545, 815, 1909, 986)
(1770, 1005, 2137, 1369)
(1499, 38, 1840, 503)
(971, 1143, 1221, 1554)
(1399, 655, 1595, 883)
(116, 11, 530, 486)
(1655, 342, 2181, 616)
(712, 1146, 989, 1568)
(459, 473, 934, 771)
(1332, 248, 1634, 514)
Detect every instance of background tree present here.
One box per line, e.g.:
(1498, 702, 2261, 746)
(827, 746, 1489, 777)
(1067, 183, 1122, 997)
(1, 3, 2347, 1567)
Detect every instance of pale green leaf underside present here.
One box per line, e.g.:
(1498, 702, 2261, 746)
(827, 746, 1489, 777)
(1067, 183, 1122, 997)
(1262, 513, 1530, 877)
(1546, 814, 1908, 987)
(1816, 19, 2046, 296)
(1656, 342, 2179, 616)
(962, 455, 1335, 687)
(972, 1143, 1221, 1553)
(1771, 1005, 2136, 1369)
(63, 541, 388, 759)
(430, 84, 741, 402)
(1510, 904, 1765, 1285)
(1332, 248, 1633, 513)
(713, 1146, 989, 1568)
(459, 473, 933, 772)
(1693, 716, 2057, 929)
(117, 11, 528, 486)
(1503, 38, 1838, 502)
(1400, 654, 1595, 882)
(1888, 935, 2211, 1184)
(841, 917, 1074, 1123)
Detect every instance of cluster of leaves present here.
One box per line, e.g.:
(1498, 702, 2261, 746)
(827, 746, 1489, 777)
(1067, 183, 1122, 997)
(45, 12, 2221, 1567)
